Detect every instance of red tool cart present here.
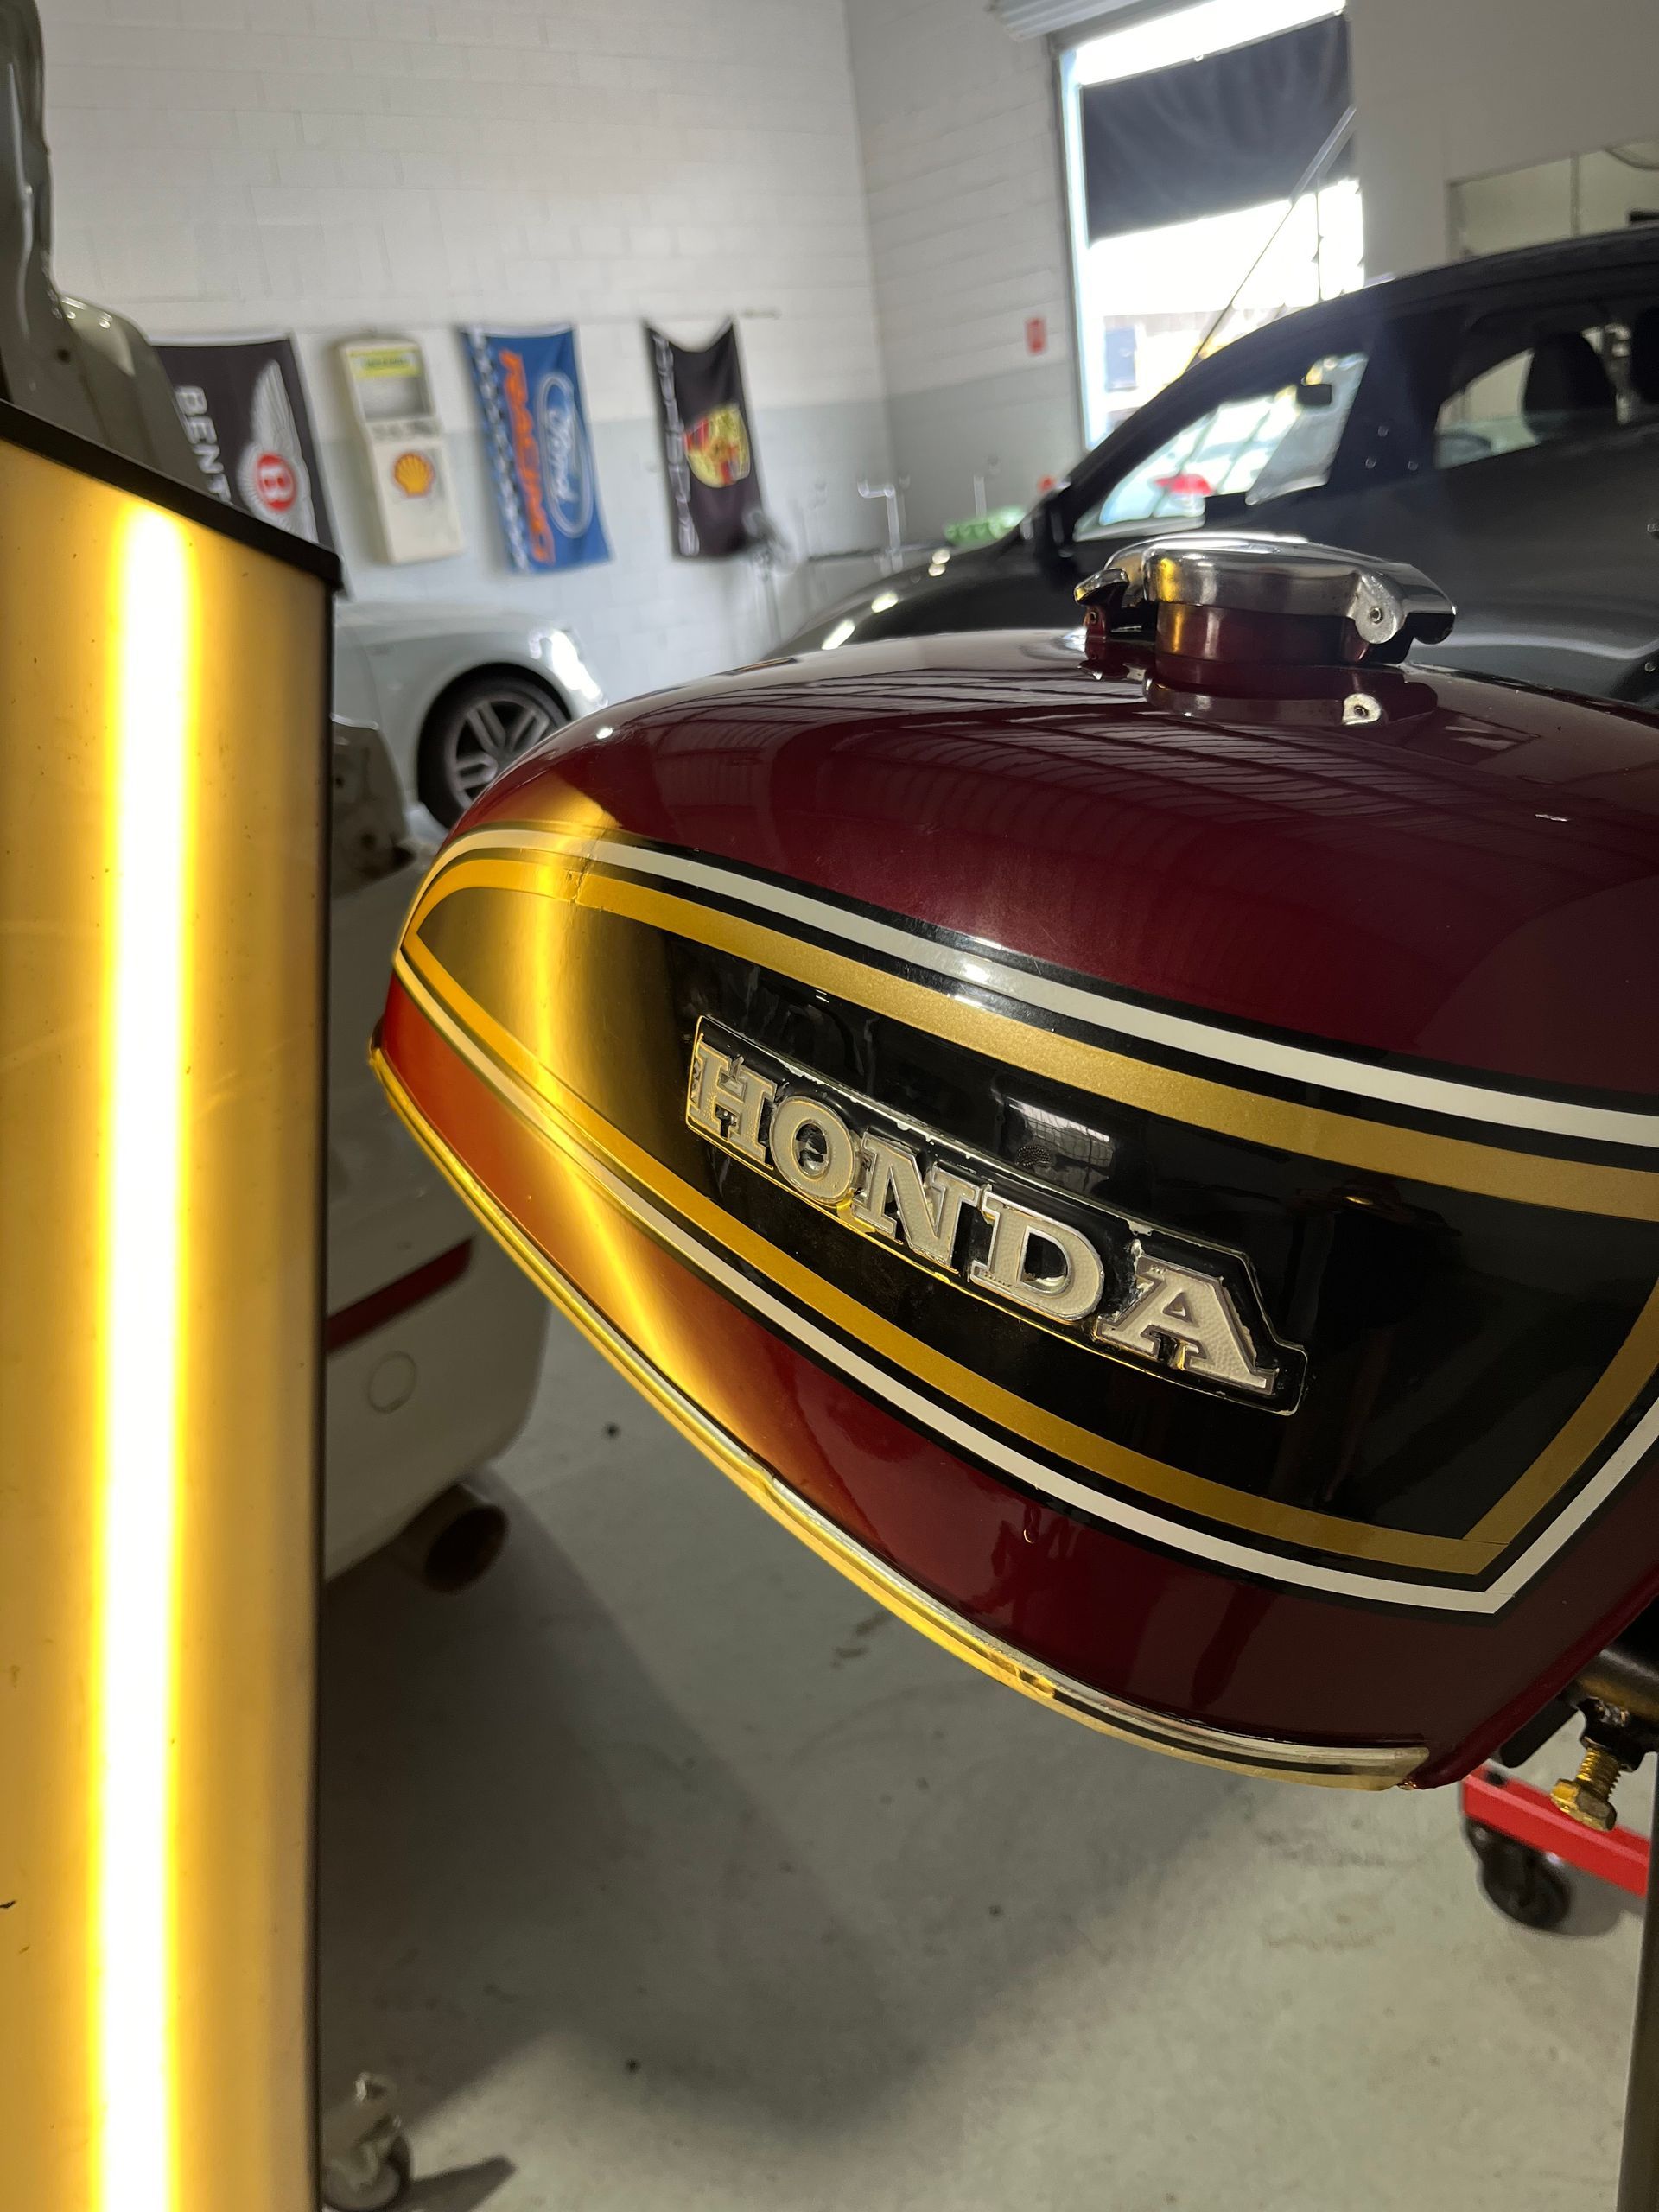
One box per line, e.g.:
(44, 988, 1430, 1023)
(1463, 1764, 1650, 1930)
(1459, 1611, 1659, 2209)
(1461, 1613, 1659, 1932)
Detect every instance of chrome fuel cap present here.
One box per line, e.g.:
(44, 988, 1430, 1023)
(1076, 532, 1455, 669)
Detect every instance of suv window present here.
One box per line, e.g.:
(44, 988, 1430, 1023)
(1434, 307, 1655, 471)
(1077, 352, 1367, 537)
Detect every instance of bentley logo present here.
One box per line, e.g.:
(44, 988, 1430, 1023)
(685, 1020, 1301, 1408)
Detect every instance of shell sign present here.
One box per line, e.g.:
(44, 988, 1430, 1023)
(391, 448, 436, 499)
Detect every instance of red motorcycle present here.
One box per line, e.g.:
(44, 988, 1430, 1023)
(375, 534, 1659, 2195)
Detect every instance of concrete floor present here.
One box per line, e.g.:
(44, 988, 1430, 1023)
(320, 1321, 1649, 2212)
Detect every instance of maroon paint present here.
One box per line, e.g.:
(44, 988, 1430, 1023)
(383, 976, 1659, 1788)
(392, 627, 1659, 1783)
(472, 632, 1659, 1097)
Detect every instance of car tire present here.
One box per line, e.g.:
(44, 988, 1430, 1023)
(416, 671, 566, 827)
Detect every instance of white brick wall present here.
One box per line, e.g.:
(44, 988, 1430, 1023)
(844, 0, 1071, 400)
(1349, 0, 1659, 275)
(35, 0, 893, 695)
(842, 0, 1077, 530)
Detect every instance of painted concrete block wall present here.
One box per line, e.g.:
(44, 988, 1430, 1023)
(842, 0, 1659, 550)
(842, 0, 1079, 539)
(1347, 0, 1659, 277)
(35, 0, 892, 699)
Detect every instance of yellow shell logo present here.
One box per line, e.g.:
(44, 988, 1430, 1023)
(391, 449, 435, 498)
(684, 405, 751, 489)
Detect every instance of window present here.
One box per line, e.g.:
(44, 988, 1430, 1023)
(1451, 144, 1659, 261)
(1434, 306, 1658, 471)
(1077, 351, 1365, 535)
(1060, 0, 1363, 450)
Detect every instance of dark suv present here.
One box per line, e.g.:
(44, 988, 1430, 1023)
(783, 228, 1659, 707)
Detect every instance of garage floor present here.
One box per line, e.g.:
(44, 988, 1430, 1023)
(320, 1323, 1650, 2212)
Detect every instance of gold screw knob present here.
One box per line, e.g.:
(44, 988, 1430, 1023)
(1551, 1742, 1625, 1831)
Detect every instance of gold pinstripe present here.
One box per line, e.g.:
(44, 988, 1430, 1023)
(410, 846, 1659, 1223)
(372, 1040, 1426, 1786)
(393, 842, 1659, 1579)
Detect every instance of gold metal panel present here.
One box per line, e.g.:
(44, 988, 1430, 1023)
(0, 432, 330, 2212)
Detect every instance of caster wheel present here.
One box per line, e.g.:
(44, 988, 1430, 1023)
(1465, 1821, 1572, 1931)
(320, 2128, 411, 2210)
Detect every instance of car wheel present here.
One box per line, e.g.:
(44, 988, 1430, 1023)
(417, 672, 566, 827)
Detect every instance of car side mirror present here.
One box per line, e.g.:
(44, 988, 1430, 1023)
(1025, 490, 1075, 575)
(1202, 489, 1252, 526)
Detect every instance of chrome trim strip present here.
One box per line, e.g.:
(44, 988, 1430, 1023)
(451, 826, 1659, 1152)
(772, 1486, 1424, 1786)
(373, 1039, 1424, 1790)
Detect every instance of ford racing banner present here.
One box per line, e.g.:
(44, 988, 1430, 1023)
(464, 324, 610, 573)
(646, 321, 761, 558)
(156, 334, 335, 550)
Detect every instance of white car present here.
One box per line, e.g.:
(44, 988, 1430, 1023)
(324, 721, 550, 1580)
(334, 601, 606, 829)
(325, 614, 602, 1570)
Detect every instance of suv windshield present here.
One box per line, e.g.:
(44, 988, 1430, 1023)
(1077, 351, 1367, 535)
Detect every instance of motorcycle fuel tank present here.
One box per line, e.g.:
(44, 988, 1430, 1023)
(374, 535, 1659, 1789)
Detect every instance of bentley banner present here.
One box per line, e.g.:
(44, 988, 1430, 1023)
(646, 320, 761, 558)
(464, 324, 611, 574)
(156, 334, 335, 550)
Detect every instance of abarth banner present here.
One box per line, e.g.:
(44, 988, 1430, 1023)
(156, 334, 335, 550)
(464, 324, 610, 574)
(645, 320, 761, 558)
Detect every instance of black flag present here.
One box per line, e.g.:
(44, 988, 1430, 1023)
(155, 334, 335, 550)
(646, 321, 761, 558)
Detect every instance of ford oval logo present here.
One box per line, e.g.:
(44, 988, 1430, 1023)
(537, 369, 594, 539)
